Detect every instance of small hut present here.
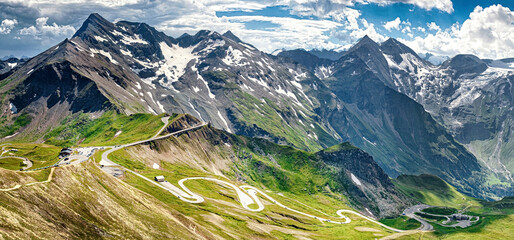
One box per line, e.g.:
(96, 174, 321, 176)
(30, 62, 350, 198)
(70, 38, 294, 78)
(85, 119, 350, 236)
(59, 148, 73, 158)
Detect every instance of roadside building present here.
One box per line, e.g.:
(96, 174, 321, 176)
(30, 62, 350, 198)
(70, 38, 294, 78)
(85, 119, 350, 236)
(451, 214, 469, 221)
(154, 176, 165, 182)
(59, 148, 73, 158)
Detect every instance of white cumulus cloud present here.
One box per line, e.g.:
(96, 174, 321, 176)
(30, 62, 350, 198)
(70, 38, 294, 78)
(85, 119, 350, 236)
(384, 17, 401, 31)
(282, 0, 454, 15)
(349, 18, 386, 42)
(158, 13, 344, 52)
(403, 4, 514, 59)
(427, 22, 441, 31)
(19, 17, 76, 40)
(0, 19, 18, 34)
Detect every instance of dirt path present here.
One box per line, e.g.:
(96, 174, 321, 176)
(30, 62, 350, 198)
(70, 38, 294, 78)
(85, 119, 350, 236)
(0, 167, 55, 192)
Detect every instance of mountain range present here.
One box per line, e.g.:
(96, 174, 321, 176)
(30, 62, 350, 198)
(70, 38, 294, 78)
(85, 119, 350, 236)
(1, 13, 512, 203)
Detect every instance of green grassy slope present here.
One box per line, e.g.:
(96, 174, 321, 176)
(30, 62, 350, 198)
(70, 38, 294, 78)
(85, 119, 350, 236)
(2, 112, 512, 239)
(0, 113, 31, 138)
(379, 216, 420, 230)
(0, 143, 60, 170)
(393, 174, 480, 209)
(229, 90, 339, 152)
(44, 111, 167, 147)
(104, 126, 405, 239)
(0, 112, 415, 239)
(0, 161, 212, 239)
(392, 174, 514, 239)
(0, 157, 26, 170)
(421, 207, 458, 215)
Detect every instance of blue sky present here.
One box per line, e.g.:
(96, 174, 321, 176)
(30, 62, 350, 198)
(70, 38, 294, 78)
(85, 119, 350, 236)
(0, 0, 512, 60)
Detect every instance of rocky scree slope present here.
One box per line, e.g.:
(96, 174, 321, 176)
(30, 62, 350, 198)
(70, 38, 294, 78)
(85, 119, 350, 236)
(1, 13, 342, 151)
(376, 38, 514, 192)
(282, 35, 512, 200)
(316, 36, 493, 199)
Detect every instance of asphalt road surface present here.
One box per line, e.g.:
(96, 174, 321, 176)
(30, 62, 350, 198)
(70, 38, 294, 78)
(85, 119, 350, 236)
(403, 204, 434, 231)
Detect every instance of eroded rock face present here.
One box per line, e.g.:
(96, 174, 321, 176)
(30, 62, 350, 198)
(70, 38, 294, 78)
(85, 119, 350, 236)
(375, 38, 514, 188)
(11, 62, 110, 114)
(316, 143, 414, 217)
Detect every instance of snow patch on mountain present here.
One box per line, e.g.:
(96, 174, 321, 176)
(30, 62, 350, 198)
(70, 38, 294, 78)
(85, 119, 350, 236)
(9, 102, 17, 114)
(351, 173, 362, 186)
(314, 65, 333, 79)
(94, 35, 108, 42)
(241, 43, 255, 50)
(449, 87, 482, 109)
(156, 100, 165, 113)
(384, 54, 400, 69)
(448, 67, 509, 109)
(158, 42, 198, 86)
(248, 76, 269, 89)
(146, 91, 157, 105)
(262, 58, 275, 72)
(113, 30, 148, 45)
(222, 46, 247, 67)
(188, 101, 204, 121)
(147, 106, 157, 114)
(193, 65, 215, 99)
(488, 60, 514, 70)
(200, 39, 225, 53)
(275, 84, 299, 104)
(217, 110, 232, 133)
(120, 48, 132, 57)
(290, 80, 302, 90)
(363, 137, 376, 146)
(90, 48, 118, 65)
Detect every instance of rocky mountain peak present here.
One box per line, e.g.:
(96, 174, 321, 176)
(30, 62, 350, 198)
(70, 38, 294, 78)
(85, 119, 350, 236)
(340, 35, 393, 86)
(381, 38, 416, 55)
(176, 30, 222, 47)
(444, 54, 485, 68)
(222, 30, 242, 43)
(73, 13, 114, 38)
(358, 35, 373, 43)
(380, 38, 428, 65)
(442, 54, 488, 77)
(347, 35, 379, 53)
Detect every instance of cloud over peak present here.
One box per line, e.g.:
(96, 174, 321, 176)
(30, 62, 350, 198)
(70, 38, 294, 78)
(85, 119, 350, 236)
(404, 4, 514, 59)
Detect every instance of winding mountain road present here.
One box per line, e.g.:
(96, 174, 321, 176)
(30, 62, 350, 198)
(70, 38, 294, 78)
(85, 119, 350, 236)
(96, 120, 407, 232)
(0, 156, 32, 170)
(403, 205, 434, 231)
(2, 118, 409, 233)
